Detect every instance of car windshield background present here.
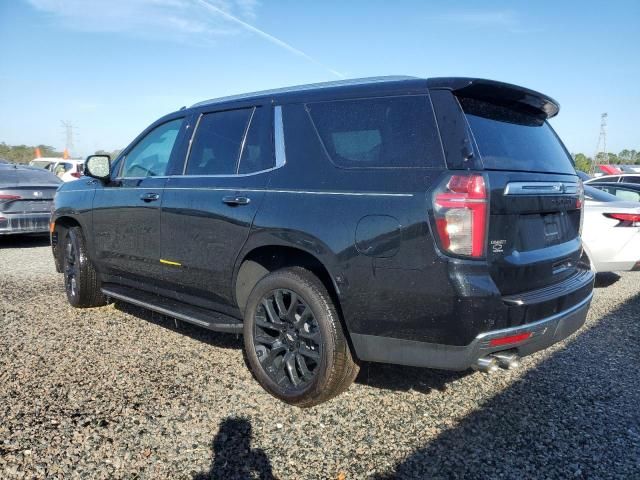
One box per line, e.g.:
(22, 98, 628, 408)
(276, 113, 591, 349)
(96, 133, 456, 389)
(460, 97, 575, 175)
(306, 95, 442, 168)
(186, 108, 252, 175)
(121, 118, 183, 178)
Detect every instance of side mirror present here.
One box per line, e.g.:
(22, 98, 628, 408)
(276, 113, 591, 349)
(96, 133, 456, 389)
(85, 155, 111, 181)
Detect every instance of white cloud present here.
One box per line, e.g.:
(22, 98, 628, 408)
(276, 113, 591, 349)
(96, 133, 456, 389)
(433, 10, 540, 34)
(26, 0, 344, 77)
(25, 0, 258, 42)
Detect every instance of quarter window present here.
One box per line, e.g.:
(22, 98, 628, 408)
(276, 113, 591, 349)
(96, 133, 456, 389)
(186, 109, 252, 175)
(306, 96, 442, 168)
(121, 118, 183, 178)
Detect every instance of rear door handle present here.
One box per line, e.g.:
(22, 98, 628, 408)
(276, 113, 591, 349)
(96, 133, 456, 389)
(222, 195, 250, 206)
(140, 192, 160, 202)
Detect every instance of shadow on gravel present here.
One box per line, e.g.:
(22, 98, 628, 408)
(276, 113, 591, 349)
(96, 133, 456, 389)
(356, 362, 469, 394)
(594, 272, 621, 288)
(0, 234, 49, 249)
(193, 417, 275, 480)
(375, 292, 640, 479)
(113, 302, 243, 350)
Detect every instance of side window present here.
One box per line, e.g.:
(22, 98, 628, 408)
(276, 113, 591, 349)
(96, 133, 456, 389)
(186, 109, 252, 175)
(622, 176, 640, 184)
(238, 107, 274, 174)
(306, 95, 443, 168)
(121, 118, 183, 178)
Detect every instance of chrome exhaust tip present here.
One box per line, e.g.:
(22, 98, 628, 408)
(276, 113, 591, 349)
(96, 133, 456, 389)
(473, 356, 499, 373)
(492, 352, 520, 370)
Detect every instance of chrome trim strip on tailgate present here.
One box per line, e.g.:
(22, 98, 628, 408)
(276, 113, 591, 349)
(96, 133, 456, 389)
(504, 182, 578, 195)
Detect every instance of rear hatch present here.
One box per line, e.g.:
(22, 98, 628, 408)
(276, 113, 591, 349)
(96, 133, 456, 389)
(0, 165, 61, 214)
(429, 79, 586, 296)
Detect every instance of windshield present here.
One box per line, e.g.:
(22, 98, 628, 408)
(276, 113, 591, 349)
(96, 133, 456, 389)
(460, 97, 575, 175)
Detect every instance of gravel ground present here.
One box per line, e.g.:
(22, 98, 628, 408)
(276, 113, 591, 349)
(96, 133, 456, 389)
(1, 235, 639, 479)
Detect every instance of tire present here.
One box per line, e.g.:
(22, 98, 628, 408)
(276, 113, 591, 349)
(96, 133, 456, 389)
(243, 267, 359, 407)
(62, 226, 106, 308)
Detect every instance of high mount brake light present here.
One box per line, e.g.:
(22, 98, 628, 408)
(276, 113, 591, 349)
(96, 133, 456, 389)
(433, 174, 488, 258)
(604, 213, 640, 226)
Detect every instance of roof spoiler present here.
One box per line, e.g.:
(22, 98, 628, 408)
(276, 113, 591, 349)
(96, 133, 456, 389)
(427, 77, 560, 119)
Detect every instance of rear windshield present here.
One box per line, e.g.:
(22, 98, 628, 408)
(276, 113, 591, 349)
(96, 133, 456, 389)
(306, 95, 443, 168)
(460, 97, 575, 175)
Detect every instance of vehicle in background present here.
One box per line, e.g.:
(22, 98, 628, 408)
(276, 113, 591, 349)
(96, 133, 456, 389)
(0, 163, 62, 235)
(619, 165, 640, 173)
(30, 158, 84, 182)
(51, 76, 594, 406)
(585, 173, 640, 185)
(592, 165, 622, 177)
(582, 185, 640, 272)
(586, 182, 640, 202)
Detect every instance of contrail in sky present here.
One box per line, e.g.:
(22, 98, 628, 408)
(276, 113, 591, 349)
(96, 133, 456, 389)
(194, 0, 345, 78)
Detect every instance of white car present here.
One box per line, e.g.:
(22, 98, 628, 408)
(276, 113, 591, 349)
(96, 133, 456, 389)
(582, 186, 640, 272)
(29, 158, 84, 182)
(584, 173, 640, 185)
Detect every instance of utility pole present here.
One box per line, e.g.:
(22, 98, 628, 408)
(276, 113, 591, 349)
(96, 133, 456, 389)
(60, 120, 76, 158)
(590, 113, 608, 175)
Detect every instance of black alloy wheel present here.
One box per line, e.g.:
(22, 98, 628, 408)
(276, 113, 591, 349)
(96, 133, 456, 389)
(253, 288, 321, 389)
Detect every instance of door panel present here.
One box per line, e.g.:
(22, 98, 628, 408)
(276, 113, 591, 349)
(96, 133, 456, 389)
(93, 177, 167, 288)
(92, 116, 187, 290)
(159, 105, 274, 314)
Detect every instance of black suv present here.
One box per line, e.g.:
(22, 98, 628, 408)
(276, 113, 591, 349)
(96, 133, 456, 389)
(51, 77, 594, 406)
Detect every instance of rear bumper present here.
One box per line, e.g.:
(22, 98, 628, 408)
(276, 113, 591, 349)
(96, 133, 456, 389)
(351, 292, 592, 370)
(0, 213, 50, 235)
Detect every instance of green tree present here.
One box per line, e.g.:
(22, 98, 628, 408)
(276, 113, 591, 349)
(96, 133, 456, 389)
(572, 153, 592, 173)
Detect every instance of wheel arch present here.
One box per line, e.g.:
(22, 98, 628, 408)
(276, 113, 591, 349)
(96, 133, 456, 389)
(234, 244, 342, 317)
(51, 215, 83, 273)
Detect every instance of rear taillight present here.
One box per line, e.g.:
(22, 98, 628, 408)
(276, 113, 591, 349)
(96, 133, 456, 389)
(71, 172, 82, 179)
(433, 173, 488, 258)
(0, 194, 21, 201)
(604, 213, 640, 226)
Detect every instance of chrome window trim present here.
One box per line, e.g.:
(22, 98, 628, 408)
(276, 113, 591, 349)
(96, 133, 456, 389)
(182, 113, 204, 175)
(274, 106, 286, 169)
(235, 107, 256, 174)
(504, 181, 578, 196)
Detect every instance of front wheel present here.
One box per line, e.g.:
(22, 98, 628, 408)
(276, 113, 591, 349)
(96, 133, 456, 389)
(63, 226, 106, 308)
(243, 267, 359, 407)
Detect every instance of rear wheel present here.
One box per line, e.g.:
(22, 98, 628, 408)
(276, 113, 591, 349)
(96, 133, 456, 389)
(243, 267, 359, 407)
(63, 226, 106, 308)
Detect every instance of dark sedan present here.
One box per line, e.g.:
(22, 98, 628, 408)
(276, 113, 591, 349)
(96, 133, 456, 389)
(0, 163, 62, 235)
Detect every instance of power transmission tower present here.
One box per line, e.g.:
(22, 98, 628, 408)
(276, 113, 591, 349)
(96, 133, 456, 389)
(590, 113, 608, 175)
(61, 120, 76, 158)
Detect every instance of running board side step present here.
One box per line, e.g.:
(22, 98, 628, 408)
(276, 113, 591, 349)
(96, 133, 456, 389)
(101, 284, 243, 334)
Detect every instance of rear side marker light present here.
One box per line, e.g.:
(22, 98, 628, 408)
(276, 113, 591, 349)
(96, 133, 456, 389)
(489, 332, 533, 347)
(433, 174, 488, 258)
(604, 213, 640, 226)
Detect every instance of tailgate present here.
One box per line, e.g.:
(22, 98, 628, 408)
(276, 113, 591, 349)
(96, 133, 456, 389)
(486, 172, 583, 295)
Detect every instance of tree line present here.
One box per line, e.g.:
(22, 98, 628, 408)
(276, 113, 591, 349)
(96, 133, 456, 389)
(0, 143, 121, 165)
(572, 150, 640, 173)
